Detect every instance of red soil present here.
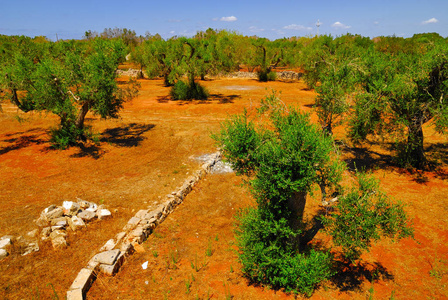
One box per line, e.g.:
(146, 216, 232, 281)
(1, 75, 447, 299)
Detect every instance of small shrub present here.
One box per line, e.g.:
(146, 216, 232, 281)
(170, 80, 188, 100)
(49, 123, 84, 149)
(205, 239, 213, 257)
(257, 70, 276, 82)
(170, 80, 208, 100)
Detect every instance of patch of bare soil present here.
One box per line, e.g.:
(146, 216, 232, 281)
(1, 76, 447, 299)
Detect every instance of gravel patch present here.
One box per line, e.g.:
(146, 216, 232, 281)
(191, 154, 234, 174)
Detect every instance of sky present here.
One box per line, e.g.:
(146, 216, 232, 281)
(0, 0, 447, 41)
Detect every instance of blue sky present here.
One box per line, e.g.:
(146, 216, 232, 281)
(0, 0, 446, 40)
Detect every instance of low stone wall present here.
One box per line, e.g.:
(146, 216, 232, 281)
(116, 69, 144, 78)
(67, 152, 222, 300)
(226, 71, 302, 80)
(116, 69, 302, 81)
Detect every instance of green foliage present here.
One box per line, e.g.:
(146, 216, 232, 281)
(301, 34, 370, 134)
(170, 80, 209, 100)
(235, 207, 334, 296)
(320, 172, 413, 263)
(49, 122, 86, 149)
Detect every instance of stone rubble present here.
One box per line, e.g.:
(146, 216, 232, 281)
(66, 151, 222, 300)
(0, 199, 113, 259)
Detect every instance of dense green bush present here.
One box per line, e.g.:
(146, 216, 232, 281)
(170, 80, 209, 100)
(235, 207, 334, 296)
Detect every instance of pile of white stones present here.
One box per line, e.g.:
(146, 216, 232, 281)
(35, 200, 112, 250)
(0, 200, 112, 260)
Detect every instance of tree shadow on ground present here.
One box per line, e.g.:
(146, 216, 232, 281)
(0, 132, 46, 155)
(70, 123, 155, 159)
(100, 123, 155, 147)
(332, 260, 394, 292)
(70, 143, 105, 159)
(426, 143, 448, 166)
(340, 143, 395, 172)
(208, 93, 240, 104)
(160, 94, 241, 105)
(156, 96, 170, 103)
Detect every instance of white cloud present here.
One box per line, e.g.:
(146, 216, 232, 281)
(283, 24, 312, 31)
(220, 16, 237, 22)
(249, 26, 265, 33)
(373, 21, 379, 25)
(272, 29, 285, 35)
(422, 17, 438, 24)
(331, 21, 351, 29)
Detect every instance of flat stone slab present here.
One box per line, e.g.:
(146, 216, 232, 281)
(45, 207, 64, 220)
(93, 249, 120, 265)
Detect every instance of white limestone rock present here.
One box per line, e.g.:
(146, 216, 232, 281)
(0, 237, 12, 249)
(63, 201, 81, 216)
(22, 242, 39, 256)
(78, 210, 96, 221)
(97, 209, 112, 220)
(41, 227, 52, 241)
(68, 216, 86, 231)
(26, 229, 39, 239)
(0, 249, 8, 259)
(45, 207, 64, 220)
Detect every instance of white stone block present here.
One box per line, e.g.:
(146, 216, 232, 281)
(66, 288, 83, 300)
(69, 268, 96, 294)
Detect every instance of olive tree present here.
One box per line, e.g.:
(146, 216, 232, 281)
(301, 34, 371, 135)
(213, 92, 413, 295)
(0, 38, 139, 148)
(350, 37, 448, 168)
(142, 38, 186, 86)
